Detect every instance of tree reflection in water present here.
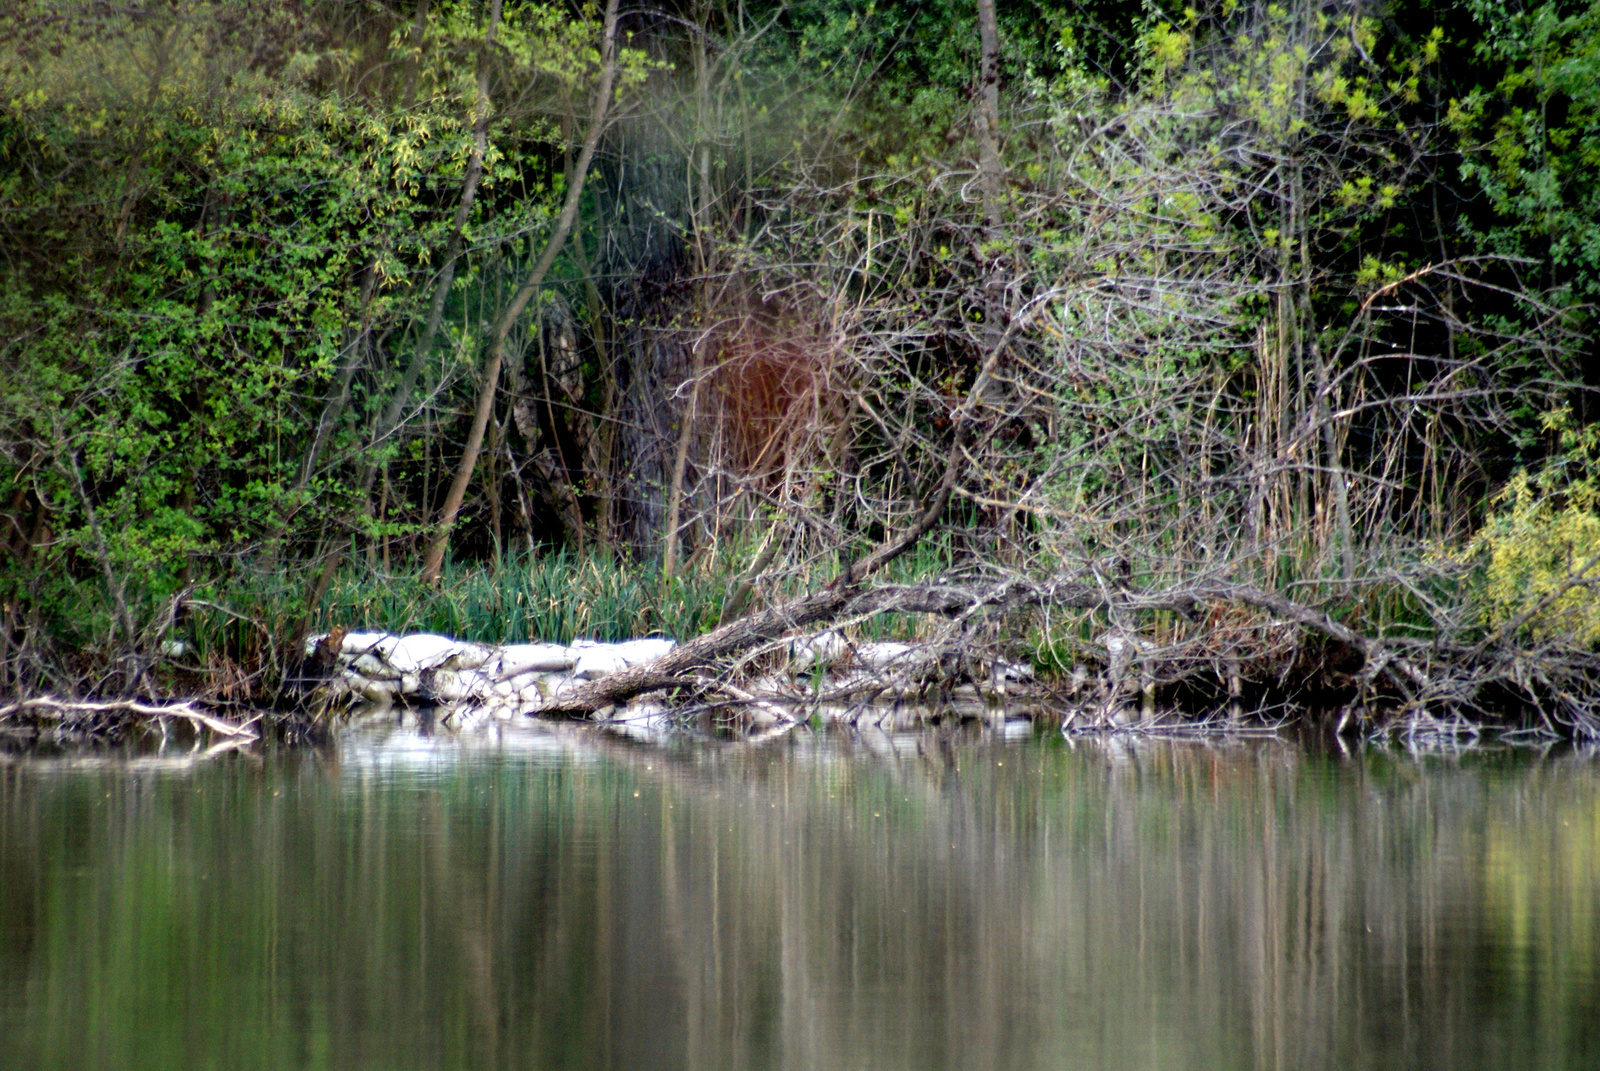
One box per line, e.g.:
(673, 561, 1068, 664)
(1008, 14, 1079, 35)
(1, 728, 1597, 1071)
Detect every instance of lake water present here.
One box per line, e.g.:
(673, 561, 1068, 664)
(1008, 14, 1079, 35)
(2, 719, 1598, 1071)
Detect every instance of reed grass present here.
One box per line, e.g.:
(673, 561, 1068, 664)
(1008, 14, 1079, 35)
(303, 549, 720, 646)
(170, 534, 963, 675)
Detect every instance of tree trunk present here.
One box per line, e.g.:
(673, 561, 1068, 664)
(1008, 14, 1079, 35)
(420, 0, 625, 583)
(566, 229, 617, 546)
(975, 0, 1003, 231)
(659, 347, 702, 579)
(361, 0, 499, 497)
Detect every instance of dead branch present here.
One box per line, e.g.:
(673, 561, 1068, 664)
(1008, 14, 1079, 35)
(532, 562, 1600, 729)
(0, 696, 259, 740)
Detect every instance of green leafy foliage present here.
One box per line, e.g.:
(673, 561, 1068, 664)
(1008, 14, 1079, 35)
(1453, 0, 1600, 313)
(1468, 408, 1600, 645)
(0, 0, 641, 684)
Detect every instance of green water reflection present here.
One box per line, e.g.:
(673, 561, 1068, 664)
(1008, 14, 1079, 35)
(2, 725, 1598, 1071)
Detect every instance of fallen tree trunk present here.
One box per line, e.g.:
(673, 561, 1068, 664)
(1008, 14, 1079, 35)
(538, 586, 858, 715)
(533, 570, 1600, 739)
(536, 574, 1181, 717)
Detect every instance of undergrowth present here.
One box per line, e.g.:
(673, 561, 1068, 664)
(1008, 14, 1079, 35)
(147, 536, 961, 698)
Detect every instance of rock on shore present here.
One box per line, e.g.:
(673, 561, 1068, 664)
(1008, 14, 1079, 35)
(307, 632, 677, 706)
(307, 629, 1034, 723)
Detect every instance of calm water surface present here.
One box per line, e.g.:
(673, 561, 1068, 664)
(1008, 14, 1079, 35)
(2, 720, 1598, 1071)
